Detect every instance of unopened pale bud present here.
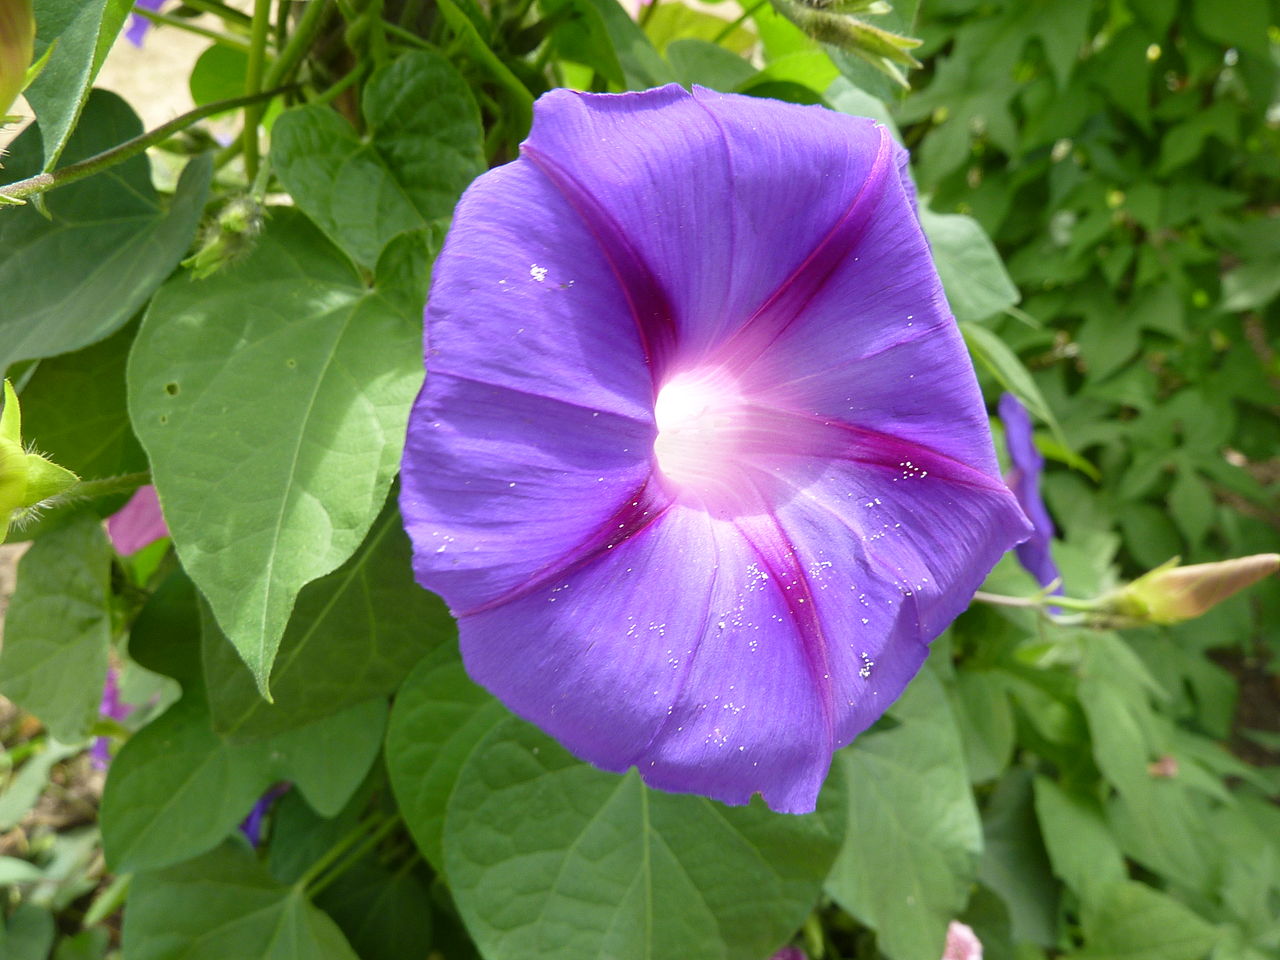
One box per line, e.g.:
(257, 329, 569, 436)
(0, 380, 79, 541)
(0, 0, 35, 117)
(1111, 554, 1280, 625)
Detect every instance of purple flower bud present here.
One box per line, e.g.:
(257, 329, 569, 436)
(997, 393, 1061, 594)
(769, 948, 808, 960)
(401, 86, 1031, 813)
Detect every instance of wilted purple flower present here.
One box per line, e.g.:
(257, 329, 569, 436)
(401, 85, 1030, 813)
(942, 921, 982, 960)
(106, 484, 168, 555)
(90, 666, 133, 770)
(997, 394, 1061, 593)
(239, 783, 291, 848)
(124, 0, 167, 47)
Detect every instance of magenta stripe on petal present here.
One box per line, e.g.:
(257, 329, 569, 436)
(401, 85, 1031, 813)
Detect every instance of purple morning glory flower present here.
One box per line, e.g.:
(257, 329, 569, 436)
(997, 393, 1061, 593)
(400, 85, 1030, 813)
(106, 484, 168, 555)
(124, 0, 167, 47)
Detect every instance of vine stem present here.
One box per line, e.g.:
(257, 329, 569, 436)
(299, 813, 403, 898)
(70, 472, 151, 500)
(241, 0, 275, 183)
(971, 590, 1102, 613)
(128, 7, 252, 52)
(0, 88, 289, 203)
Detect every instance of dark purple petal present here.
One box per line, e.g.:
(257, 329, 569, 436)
(997, 393, 1061, 591)
(239, 783, 291, 848)
(124, 0, 166, 46)
(106, 484, 168, 555)
(401, 85, 1030, 813)
(770, 949, 808, 960)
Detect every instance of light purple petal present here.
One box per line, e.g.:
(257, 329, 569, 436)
(91, 666, 133, 770)
(770, 949, 807, 960)
(997, 393, 1061, 591)
(401, 85, 1030, 813)
(107, 485, 168, 555)
(125, 0, 166, 46)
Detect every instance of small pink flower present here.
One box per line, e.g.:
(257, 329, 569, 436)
(106, 484, 168, 555)
(942, 921, 983, 960)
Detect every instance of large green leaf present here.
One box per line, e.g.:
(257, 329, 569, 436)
(102, 593, 386, 874)
(385, 644, 510, 869)
(101, 689, 385, 873)
(122, 843, 359, 960)
(20, 322, 147, 485)
(203, 499, 450, 741)
(270, 50, 483, 271)
(128, 209, 424, 690)
(0, 91, 212, 375)
(1076, 882, 1221, 960)
(24, 0, 130, 170)
(444, 717, 845, 960)
(825, 668, 982, 960)
(0, 512, 111, 743)
(919, 205, 1019, 324)
(1031, 777, 1125, 901)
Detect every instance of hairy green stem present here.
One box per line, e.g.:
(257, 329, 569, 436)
(70, 472, 151, 500)
(0, 88, 288, 203)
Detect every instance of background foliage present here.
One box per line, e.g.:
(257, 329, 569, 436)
(1, 0, 1278, 958)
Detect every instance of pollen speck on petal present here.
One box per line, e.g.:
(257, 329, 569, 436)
(400, 84, 1031, 814)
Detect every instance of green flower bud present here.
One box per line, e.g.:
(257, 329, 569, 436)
(0, 0, 35, 118)
(1108, 554, 1280, 625)
(0, 380, 79, 541)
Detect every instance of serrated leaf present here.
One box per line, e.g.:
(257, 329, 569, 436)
(445, 716, 845, 960)
(385, 644, 510, 870)
(0, 512, 111, 743)
(0, 91, 212, 375)
(122, 843, 359, 960)
(826, 668, 981, 960)
(128, 209, 423, 689)
(203, 498, 450, 741)
(270, 50, 483, 271)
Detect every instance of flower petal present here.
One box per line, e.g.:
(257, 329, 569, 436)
(521, 85, 892, 372)
(457, 504, 834, 813)
(400, 374, 659, 616)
